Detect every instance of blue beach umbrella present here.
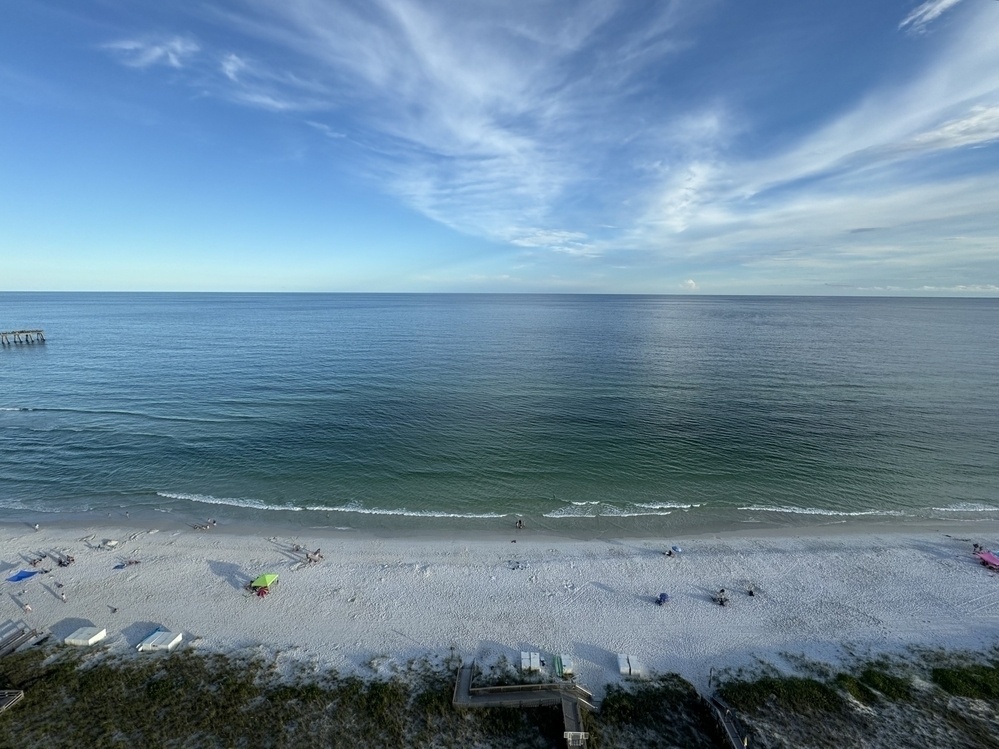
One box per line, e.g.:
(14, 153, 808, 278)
(671, 545, 682, 554)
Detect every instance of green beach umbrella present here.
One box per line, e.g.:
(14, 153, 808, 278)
(251, 573, 279, 589)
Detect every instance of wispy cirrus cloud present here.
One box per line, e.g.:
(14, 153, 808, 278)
(899, 0, 966, 33)
(100, 1, 999, 291)
(613, 1, 999, 288)
(902, 104, 999, 151)
(104, 0, 705, 251)
(102, 35, 199, 69)
(508, 229, 598, 257)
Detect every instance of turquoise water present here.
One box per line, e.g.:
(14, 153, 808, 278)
(1, 293, 996, 534)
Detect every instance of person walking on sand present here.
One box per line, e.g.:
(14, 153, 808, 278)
(60, 592, 67, 603)
(23, 604, 31, 614)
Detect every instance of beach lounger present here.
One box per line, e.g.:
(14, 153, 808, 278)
(137, 628, 182, 652)
(627, 656, 646, 679)
(555, 654, 574, 677)
(617, 654, 647, 679)
(65, 627, 107, 647)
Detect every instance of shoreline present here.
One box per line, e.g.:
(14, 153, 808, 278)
(8, 503, 999, 544)
(8, 511, 999, 544)
(4, 519, 999, 696)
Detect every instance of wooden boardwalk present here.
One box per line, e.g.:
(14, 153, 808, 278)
(0, 329, 45, 344)
(0, 691, 23, 715)
(707, 694, 749, 748)
(453, 662, 592, 747)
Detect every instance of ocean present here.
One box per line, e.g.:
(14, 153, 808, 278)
(1, 293, 996, 536)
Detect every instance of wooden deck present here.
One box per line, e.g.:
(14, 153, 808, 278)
(0, 329, 45, 344)
(453, 662, 592, 747)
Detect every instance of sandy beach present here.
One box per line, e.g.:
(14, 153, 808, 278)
(4, 520, 999, 695)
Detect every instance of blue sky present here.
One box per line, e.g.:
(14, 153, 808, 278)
(2, 0, 998, 294)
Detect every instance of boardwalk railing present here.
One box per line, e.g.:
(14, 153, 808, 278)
(707, 694, 749, 748)
(0, 621, 48, 658)
(0, 691, 23, 715)
(1, 329, 45, 344)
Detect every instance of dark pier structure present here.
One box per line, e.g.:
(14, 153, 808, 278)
(0, 329, 45, 345)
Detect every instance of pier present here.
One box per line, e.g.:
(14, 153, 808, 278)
(0, 329, 45, 345)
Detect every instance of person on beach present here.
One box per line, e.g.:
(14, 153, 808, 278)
(515, 519, 524, 529)
(23, 604, 31, 614)
(60, 592, 67, 603)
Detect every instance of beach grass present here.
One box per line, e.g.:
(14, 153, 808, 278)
(5, 643, 999, 748)
(0, 645, 727, 749)
(592, 674, 722, 748)
(715, 651, 999, 748)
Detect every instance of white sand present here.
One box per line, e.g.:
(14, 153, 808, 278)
(4, 521, 999, 695)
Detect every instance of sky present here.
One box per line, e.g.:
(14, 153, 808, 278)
(2, 0, 998, 294)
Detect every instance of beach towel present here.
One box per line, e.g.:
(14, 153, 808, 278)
(6, 570, 38, 583)
(976, 551, 999, 569)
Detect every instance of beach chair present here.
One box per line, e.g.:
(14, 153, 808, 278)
(555, 654, 574, 678)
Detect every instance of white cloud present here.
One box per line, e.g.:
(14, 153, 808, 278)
(103, 36, 199, 69)
(306, 120, 345, 139)
(899, 0, 966, 33)
(681, 279, 697, 290)
(918, 284, 999, 292)
(221, 53, 245, 81)
(505, 229, 600, 257)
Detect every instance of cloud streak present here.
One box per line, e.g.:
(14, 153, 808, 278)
(99, 0, 999, 291)
(899, 0, 967, 33)
(103, 36, 200, 69)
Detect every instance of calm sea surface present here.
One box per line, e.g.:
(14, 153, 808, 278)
(1, 293, 996, 536)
